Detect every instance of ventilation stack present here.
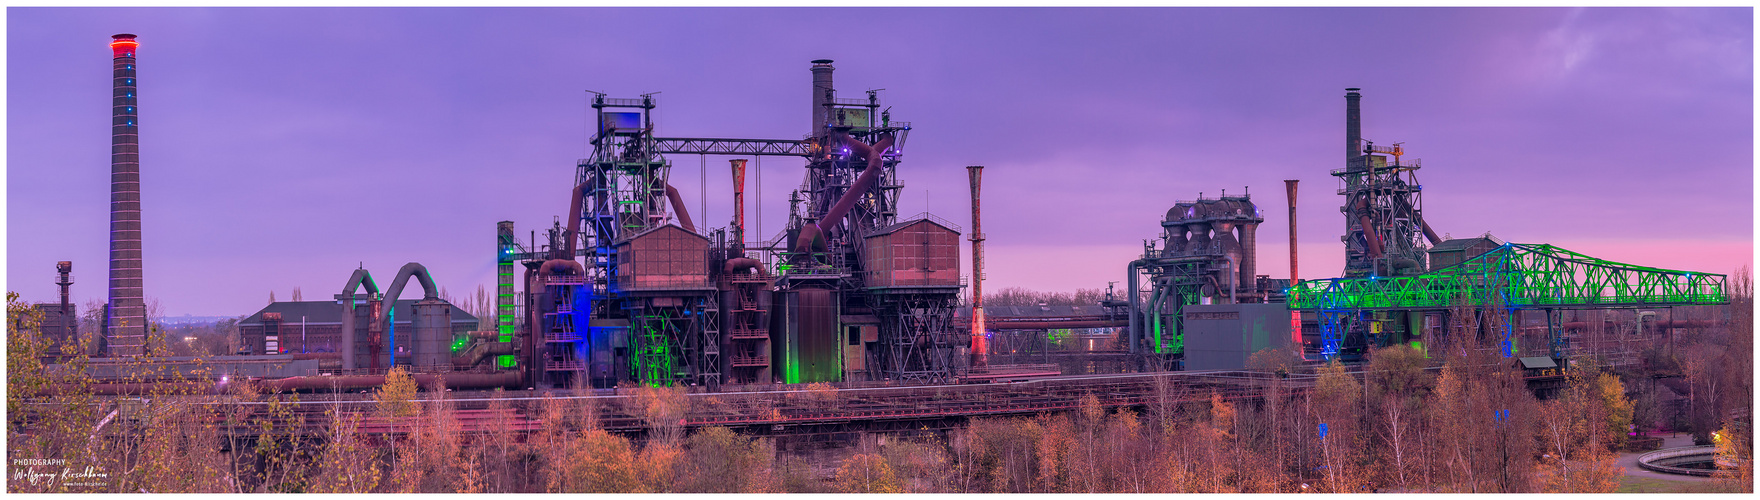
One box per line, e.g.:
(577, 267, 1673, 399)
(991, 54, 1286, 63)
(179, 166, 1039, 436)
(1284, 179, 1298, 284)
(810, 59, 834, 137)
(107, 34, 146, 357)
(968, 165, 987, 370)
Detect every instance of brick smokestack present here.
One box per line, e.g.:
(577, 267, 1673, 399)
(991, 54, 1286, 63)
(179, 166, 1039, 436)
(107, 33, 146, 356)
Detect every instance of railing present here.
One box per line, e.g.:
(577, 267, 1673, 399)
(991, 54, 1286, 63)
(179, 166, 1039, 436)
(729, 327, 769, 340)
(730, 355, 770, 367)
(542, 275, 587, 286)
(544, 360, 586, 372)
(594, 97, 649, 108)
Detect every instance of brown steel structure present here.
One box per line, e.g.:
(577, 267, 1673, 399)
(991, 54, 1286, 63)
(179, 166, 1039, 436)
(107, 34, 146, 356)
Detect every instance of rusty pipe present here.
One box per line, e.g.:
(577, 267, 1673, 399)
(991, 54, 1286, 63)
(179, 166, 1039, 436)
(724, 257, 760, 275)
(970, 319, 1131, 330)
(795, 131, 895, 255)
(664, 182, 696, 233)
(453, 341, 514, 368)
(1355, 197, 1384, 259)
(258, 370, 523, 392)
(562, 181, 590, 259)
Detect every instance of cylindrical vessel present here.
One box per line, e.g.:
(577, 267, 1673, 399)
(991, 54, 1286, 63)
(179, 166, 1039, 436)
(412, 300, 450, 369)
(107, 34, 146, 357)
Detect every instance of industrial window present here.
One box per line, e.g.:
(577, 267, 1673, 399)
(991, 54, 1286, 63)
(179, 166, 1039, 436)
(848, 326, 860, 346)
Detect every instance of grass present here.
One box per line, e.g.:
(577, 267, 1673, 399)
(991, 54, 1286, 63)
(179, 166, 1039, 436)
(1616, 475, 1735, 493)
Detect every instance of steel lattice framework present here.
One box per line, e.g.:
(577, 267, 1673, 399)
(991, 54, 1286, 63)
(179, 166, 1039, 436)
(1289, 243, 1728, 359)
(1289, 243, 1727, 310)
(650, 137, 811, 156)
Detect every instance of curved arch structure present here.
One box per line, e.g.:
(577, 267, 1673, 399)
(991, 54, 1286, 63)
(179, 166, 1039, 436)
(338, 268, 381, 370)
(375, 262, 439, 368)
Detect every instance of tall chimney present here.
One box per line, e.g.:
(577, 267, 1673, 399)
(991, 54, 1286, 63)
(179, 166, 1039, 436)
(730, 159, 748, 253)
(810, 59, 834, 138)
(1284, 179, 1298, 284)
(1345, 88, 1362, 166)
(967, 165, 987, 370)
(107, 34, 146, 357)
(56, 261, 74, 349)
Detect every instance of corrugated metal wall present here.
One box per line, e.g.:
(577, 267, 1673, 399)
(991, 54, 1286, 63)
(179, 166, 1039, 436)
(865, 220, 961, 288)
(616, 225, 710, 289)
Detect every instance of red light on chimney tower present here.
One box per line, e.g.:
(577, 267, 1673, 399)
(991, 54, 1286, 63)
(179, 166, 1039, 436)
(110, 34, 137, 58)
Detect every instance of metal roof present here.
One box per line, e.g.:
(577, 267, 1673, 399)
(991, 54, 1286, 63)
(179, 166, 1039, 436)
(867, 216, 960, 238)
(239, 300, 477, 326)
(1428, 234, 1504, 253)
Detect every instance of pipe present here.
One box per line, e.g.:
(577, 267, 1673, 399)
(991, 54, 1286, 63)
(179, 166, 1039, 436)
(258, 370, 524, 392)
(375, 263, 439, 369)
(1285, 180, 1298, 284)
(453, 341, 514, 368)
(663, 182, 696, 233)
(1355, 197, 1384, 259)
(561, 181, 591, 260)
(975, 319, 1131, 330)
(724, 257, 760, 275)
(794, 131, 895, 255)
(1128, 260, 1143, 355)
(339, 268, 380, 371)
(1226, 254, 1238, 304)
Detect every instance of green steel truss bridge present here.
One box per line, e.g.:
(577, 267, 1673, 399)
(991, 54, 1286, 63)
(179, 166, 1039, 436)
(1288, 243, 1727, 359)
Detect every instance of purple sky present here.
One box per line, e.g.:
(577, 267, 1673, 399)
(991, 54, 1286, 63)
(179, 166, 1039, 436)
(8, 7, 1752, 317)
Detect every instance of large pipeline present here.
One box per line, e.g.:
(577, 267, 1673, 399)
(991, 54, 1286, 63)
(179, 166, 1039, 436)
(976, 319, 1131, 330)
(375, 263, 439, 369)
(259, 370, 523, 392)
(1127, 259, 1144, 355)
(1354, 197, 1384, 259)
(794, 131, 895, 256)
(453, 342, 515, 368)
(562, 181, 589, 259)
(663, 182, 696, 233)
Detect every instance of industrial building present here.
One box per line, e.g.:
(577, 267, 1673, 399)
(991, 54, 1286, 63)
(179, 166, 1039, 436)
(49, 32, 1729, 398)
(237, 300, 478, 357)
(488, 59, 969, 390)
